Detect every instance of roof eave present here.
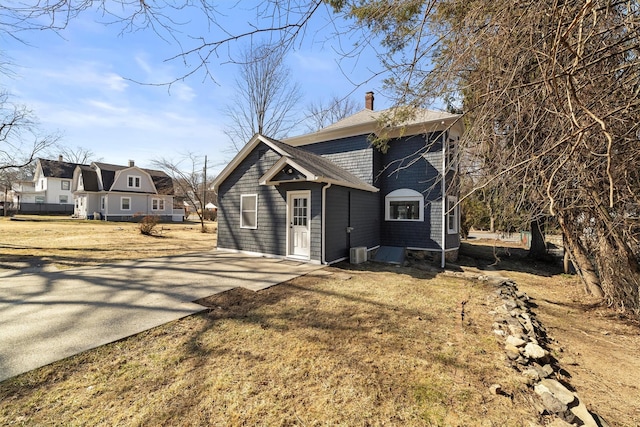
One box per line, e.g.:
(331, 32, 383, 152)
(284, 114, 464, 147)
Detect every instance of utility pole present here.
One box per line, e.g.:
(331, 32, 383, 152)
(202, 155, 207, 210)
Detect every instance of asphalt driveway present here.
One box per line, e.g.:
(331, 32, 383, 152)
(0, 251, 323, 382)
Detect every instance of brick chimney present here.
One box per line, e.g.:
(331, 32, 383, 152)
(128, 160, 135, 167)
(365, 91, 374, 110)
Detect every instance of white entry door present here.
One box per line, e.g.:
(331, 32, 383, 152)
(287, 191, 310, 259)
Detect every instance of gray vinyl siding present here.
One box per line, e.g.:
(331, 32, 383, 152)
(301, 135, 374, 184)
(324, 188, 349, 262)
(217, 143, 322, 262)
(324, 186, 380, 263)
(379, 134, 443, 249)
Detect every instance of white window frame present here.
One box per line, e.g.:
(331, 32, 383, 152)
(127, 175, 141, 189)
(59, 195, 68, 204)
(121, 197, 131, 211)
(152, 198, 165, 211)
(385, 189, 424, 221)
(61, 180, 71, 190)
(240, 194, 258, 229)
(35, 195, 45, 204)
(446, 196, 459, 234)
(101, 196, 105, 210)
(447, 137, 458, 172)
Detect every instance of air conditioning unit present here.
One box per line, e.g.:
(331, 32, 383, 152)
(350, 246, 367, 264)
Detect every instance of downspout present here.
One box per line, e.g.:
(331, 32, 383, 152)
(321, 182, 332, 264)
(441, 130, 447, 269)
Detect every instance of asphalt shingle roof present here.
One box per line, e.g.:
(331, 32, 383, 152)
(93, 162, 174, 195)
(39, 159, 86, 179)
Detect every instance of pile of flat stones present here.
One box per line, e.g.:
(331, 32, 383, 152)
(485, 276, 609, 427)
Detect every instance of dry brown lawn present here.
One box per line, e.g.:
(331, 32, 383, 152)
(0, 215, 217, 270)
(0, 219, 638, 426)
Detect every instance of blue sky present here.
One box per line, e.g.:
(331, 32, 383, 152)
(2, 3, 391, 174)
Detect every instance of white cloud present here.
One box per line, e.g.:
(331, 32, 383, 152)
(169, 82, 196, 102)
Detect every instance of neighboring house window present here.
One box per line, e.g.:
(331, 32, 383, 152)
(152, 198, 165, 210)
(240, 194, 258, 229)
(446, 196, 459, 234)
(35, 196, 45, 204)
(101, 197, 105, 210)
(59, 195, 68, 204)
(121, 197, 131, 211)
(61, 180, 70, 190)
(385, 189, 424, 221)
(127, 175, 141, 189)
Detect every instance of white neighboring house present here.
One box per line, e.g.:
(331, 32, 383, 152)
(72, 160, 184, 222)
(11, 157, 79, 214)
(11, 180, 37, 204)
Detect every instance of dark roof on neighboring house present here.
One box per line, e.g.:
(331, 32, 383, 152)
(78, 165, 99, 191)
(93, 162, 174, 195)
(39, 158, 87, 179)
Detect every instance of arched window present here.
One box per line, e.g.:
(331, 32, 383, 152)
(385, 189, 424, 221)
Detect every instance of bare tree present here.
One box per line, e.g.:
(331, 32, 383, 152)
(47, 145, 99, 165)
(152, 153, 216, 232)
(333, 0, 640, 313)
(224, 43, 302, 151)
(305, 95, 359, 131)
(1, 90, 57, 171)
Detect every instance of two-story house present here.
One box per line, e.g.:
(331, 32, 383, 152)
(212, 92, 463, 265)
(72, 161, 183, 221)
(12, 157, 79, 214)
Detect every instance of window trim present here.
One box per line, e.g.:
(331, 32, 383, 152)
(61, 180, 71, 190)
(101, 196, 105, 210)
(127, 175, 142, 189)
(447, 137, 458, 172)
(59, 195, 68, 204)
(240, 194, 258, 229)
(446, 195, 459, 234)
(152, 198, 165, 211)
(121, 197, 131, 211)
(385, 189, 424, 222)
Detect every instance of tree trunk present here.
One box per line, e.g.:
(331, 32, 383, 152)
(558, 214, 604, 298)
(563, 234, 571, 274)
(528, 218, 547, 259)
(593, 227, 640, 314)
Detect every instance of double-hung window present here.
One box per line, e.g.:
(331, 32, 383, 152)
(61, 180, 70, 190)
(240, 194, 258, 229)
(152, 198, 165, 211)
(127, 175, 141, 189)
(446, 196, 459, 234)
(121, 197, 131, 211)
